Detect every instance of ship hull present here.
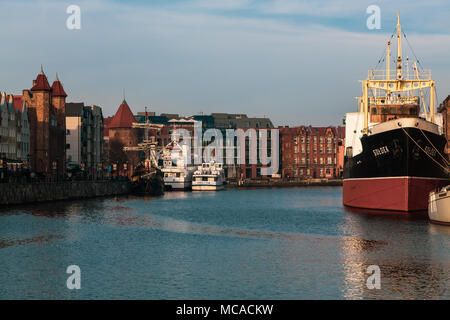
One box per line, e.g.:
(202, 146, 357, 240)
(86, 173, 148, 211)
(344, 176, 447, 211)
(343, 123, 449, 212)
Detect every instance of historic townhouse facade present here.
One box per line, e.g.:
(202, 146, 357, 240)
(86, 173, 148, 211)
(280, 125, 345, 179)
(0, 92, 30, 164)
(21, 68, 67, 178)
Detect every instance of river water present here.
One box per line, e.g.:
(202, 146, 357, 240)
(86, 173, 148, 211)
(0, 187, 448, 299)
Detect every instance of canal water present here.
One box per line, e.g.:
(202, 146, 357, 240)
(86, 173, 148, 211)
(0, 187, 448, 299)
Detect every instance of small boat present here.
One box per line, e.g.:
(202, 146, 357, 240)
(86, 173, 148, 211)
(192, 161, 225, 191)
(428, 185, 450, 225)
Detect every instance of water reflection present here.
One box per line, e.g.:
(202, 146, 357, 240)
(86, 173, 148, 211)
(0, 189, 448, 299)
(340, 207, 449, 299)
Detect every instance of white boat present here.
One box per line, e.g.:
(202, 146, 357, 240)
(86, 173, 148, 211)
(161, 143, 196, 191)
(192, 161, 225, 191)
(428, 185, 450, 225)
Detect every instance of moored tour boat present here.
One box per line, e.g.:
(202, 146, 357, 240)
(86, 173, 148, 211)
(343, 13, 449, 212)
(192, 161, 225, 191)
(161, 143, 196, 191)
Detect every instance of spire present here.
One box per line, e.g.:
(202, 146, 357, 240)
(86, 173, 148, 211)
(123, 88, 126, 103)
(51, 73, 67, 97)
(31, 66, 51, 91)
(109, 98, 136, 128)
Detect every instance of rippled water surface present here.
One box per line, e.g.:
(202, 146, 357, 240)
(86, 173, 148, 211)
(0, 187, 448, 299)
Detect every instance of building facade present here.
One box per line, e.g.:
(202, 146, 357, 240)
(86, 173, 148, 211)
(279, 125, 344, 179)
(107, 99, 139, 177)
(0, 93, 30, 164)
(438, 95, 450, 159)
(66, 103, 105, 176)
(21, 68, 67, 178)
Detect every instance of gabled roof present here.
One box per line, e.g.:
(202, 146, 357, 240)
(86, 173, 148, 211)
(109, 100, 136, 128)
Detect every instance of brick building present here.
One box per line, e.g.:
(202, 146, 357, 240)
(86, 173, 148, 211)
(107, 99, 139, 176)
(279, 125, 345, 179)
(20, 68, 67, 178)
(438, 95, 450, 159)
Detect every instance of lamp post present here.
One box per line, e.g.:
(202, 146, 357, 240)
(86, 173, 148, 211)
(81, 162, 85, 180)
(52, 160, 57, 182)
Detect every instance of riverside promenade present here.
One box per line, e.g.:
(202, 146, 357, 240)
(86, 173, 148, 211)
(0, 180, 131, 205)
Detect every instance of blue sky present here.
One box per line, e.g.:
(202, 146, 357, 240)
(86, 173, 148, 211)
(1, 0, 450, 126)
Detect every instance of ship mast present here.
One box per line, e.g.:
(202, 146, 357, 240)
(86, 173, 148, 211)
(386, 41, 390, 81)
(396, 12, 402, 80)
(360, 12, 436, 133)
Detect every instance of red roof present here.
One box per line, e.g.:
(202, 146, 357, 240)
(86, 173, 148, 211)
(109, 100, 136, 128)
(31, 72, 51, 91)
(51, 80, 67, 97)
(13, 95, 23, 112)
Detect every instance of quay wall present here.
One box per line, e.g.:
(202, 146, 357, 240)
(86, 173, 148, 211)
(0, 181, 131, 205)
(226, 179, 343, 188)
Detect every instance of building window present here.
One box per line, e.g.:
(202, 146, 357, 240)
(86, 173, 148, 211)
(66, 130, 71, 135)
(301, 157, 305, 164)
(327, 157, 332, 164)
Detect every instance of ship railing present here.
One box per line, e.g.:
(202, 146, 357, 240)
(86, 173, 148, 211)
(367, 69, 432, 80)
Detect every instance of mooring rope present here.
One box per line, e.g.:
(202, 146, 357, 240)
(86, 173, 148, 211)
(419, 129, 449, 166)
(401, 127, 449, 173)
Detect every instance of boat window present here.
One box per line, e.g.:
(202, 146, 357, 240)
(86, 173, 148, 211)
(381, 108, 389, 114)
(371, 107, 377, 115)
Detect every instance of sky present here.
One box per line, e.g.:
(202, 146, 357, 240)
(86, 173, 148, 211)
(0, 0, 450, 126)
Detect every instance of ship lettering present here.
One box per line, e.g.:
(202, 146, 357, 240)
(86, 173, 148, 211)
(372, 146, 389, 157)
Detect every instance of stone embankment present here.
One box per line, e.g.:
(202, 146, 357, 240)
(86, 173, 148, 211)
(0, 180, 131, 205)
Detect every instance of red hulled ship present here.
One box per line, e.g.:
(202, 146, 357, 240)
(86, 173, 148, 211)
(343, 13, 449, 212)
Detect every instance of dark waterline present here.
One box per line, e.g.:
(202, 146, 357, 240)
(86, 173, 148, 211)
(0, 187, 448, 299)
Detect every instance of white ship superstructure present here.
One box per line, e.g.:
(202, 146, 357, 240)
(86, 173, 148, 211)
(192, 161, 225, 191)
(161, 143, 196, 191)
